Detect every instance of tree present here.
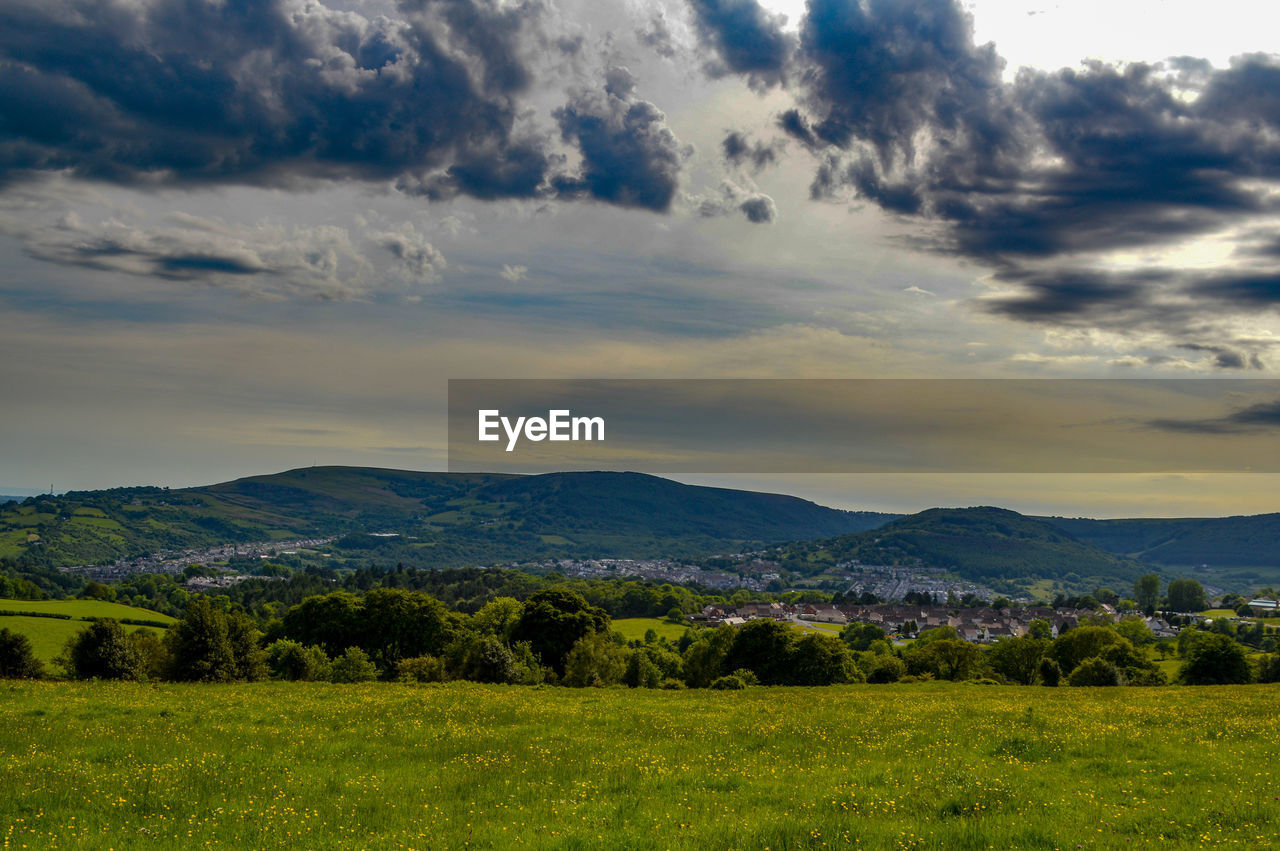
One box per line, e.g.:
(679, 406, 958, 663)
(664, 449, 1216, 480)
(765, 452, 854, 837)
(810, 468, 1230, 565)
(1050, 626, 1130, 674)
(0, 627, 44, 679)
(360, 588, 456, 669)
(840, 622, 887, 652)
(1166, 579, 1207, 613)
(622, 649, 662, 688)
(724, 619, 796, 685)
(472, 597, 523, 639)
(1068, 657, 1122, 687)
(511, 588, 609, 676)
(165, 596, 237, 682)
(904, 638, 982, 681)
(562, 633, 628, 687)
(1179, 633, 1252, 685)
(987, 636, 1048, 685)
(1038, 657, 1061, 687)
(1114, 615, 1155, 646)
(63, 619, 144, 680)
(79, 581, 116, 601)
(281, 591, 362, 657)
(789, 633, 862, 685)
(1256, 654, 1280, 684)
(1134, 574, 1161, 615)
(682, 625, 735, 688)
(1027, 619, 1053, 640)
(227, 610, 267, 681)
(330, 647, 378, 683)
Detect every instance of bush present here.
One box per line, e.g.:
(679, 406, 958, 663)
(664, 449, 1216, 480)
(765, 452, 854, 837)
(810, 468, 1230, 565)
(659, 677, 686, 690)
(266, 639, 330, 681)
(0, 627, 44, 679)
(865, 655, 905, 684)
(709, 675, 746, 690)
(1124, 667, 1168, 686)
(1038, 658, 1061, 687)
(329, 647, 378, 683)
(1068, 657, 1122, 687)
(730, 667, 759, 686)
(396, 655, 447, 683)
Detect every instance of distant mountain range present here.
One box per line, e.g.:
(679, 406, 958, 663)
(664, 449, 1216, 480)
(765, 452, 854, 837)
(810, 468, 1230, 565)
(0, 467, 896, 569)
(2, 467, 1278, 594)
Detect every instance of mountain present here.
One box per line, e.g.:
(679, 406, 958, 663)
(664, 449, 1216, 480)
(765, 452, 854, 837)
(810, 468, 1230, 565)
(776, 507, 1145, 593)
(0, 467, 898, 568)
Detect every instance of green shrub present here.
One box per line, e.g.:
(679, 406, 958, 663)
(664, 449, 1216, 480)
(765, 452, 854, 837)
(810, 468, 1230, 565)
(329, 647, 378, 683)
(709, 675, 745, 690)
(1068, 657, 1122, 687)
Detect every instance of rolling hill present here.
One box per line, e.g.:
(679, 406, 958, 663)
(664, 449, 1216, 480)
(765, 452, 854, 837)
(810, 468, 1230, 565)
(776, 507, 1147, 594)
(1040, 514, 1280, 567)
(0, 467, 898, 569)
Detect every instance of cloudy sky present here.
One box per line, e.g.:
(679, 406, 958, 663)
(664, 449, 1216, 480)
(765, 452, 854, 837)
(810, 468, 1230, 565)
(3, 0, 1280, 516)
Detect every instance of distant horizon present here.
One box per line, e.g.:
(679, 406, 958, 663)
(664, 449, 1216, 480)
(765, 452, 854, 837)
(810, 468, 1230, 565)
(5, 464, 1276, 522)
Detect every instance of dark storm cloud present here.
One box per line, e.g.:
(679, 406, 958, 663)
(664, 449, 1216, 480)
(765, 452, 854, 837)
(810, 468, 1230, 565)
(722, 131, 780, 171)
(686, 0, 1280, 367)
(738, 195, 776, 224)
(552, 69, 688, 212)
(0, 0, 553, 194)
(1147, 398, 1280, 434)
(686, 0, 793, 89)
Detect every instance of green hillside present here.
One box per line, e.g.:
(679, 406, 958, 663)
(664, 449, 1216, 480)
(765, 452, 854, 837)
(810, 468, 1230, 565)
(0, 467, 896, 570)
(779, 507, 1144, 594)
(0, 600, 174, 663)
(1042, 513, 1280, 567)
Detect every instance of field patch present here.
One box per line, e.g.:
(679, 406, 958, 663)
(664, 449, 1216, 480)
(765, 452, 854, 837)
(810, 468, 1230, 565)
(612, 617, 691, 643)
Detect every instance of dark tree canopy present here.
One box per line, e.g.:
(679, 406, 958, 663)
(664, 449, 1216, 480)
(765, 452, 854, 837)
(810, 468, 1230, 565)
(1180, 633, 1252, 685)
(64, 619, 145, 681)
(0, 627, 44, 679)
(511, 588, 609, 676)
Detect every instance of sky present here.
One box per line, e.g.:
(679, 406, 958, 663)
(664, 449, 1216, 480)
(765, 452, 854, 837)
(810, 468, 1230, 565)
(3, 0, 1280, 517)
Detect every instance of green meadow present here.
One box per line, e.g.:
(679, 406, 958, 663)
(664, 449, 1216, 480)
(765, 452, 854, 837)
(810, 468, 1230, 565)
(611, 617, 690, 642)
(2, 682, 1277, 849)
(0, 600, 175, 663)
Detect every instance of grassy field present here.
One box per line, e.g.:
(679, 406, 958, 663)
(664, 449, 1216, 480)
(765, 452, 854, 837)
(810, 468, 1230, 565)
(2, 682, 1277, 849)
(612, 617, 691, 642)
(0, 600, 174, 664)
(0, 599, 176, 622)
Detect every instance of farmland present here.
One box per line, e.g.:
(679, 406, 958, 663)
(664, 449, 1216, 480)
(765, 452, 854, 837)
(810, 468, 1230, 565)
(2, 682, 1277, 849)
(0, 600, 175, 663)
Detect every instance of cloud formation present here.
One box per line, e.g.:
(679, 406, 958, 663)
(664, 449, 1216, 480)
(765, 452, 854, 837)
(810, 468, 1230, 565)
(701, 0, 1280, 369)
(9, 210, 378, 299)
(552, 67, 689, 212)
(1147, 398, 1280, 434)
(686, 0, 793, 89)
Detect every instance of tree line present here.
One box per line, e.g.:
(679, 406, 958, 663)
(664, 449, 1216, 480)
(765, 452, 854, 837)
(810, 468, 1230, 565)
(2, 585, 1277, 688)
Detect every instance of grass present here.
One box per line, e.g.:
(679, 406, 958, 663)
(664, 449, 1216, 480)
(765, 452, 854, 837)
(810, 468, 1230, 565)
(0, 616, 168, 665)
(612, 617, 691, 642)
(0, 599, 175, 623)
(1, 682, 1277, 849)
(0, 600, 175, 664)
